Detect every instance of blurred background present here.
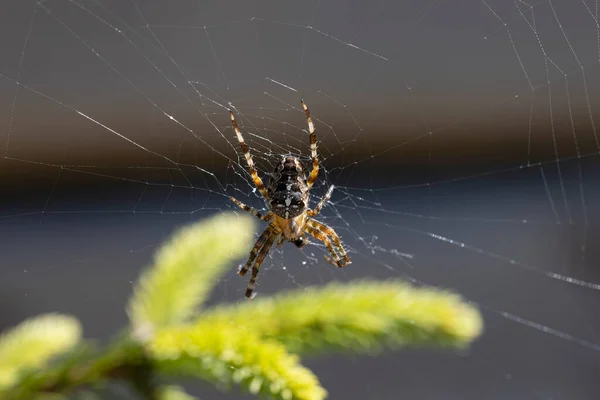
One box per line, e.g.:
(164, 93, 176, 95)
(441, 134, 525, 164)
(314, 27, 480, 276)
(2, 0, 600, 398)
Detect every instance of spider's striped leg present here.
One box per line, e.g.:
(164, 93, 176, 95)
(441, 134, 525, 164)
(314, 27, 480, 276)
(246, 230, 277, 299)
(307, 185, 334, 217)
(239, 225, 275, 277)
(276, 234, 285, 248)
(306, 219, 351, 267)
(229, 111, 269, 201)
(301, 100, 319, 190)
(229, 196, 273, 222)
(305, 225, 345, 268)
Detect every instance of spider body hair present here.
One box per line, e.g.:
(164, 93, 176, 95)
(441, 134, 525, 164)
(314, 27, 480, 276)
(272, 212, 308, 246)
(268, 156, 309, 220)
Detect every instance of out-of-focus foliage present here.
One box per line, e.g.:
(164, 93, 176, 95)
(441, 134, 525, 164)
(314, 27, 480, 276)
(150, 324, 326, 400)
(0, 314, 81, 389)
(157, 385, 199, 400)
(195, 280, 483, 354)
(127, 213, 255, 336)
(1, 212, 483, 400)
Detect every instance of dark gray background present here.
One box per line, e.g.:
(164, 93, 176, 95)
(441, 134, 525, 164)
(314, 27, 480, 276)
(1, 0, 600, 399)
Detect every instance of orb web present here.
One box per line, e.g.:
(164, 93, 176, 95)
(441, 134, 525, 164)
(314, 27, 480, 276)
(1, 0, 600, 398)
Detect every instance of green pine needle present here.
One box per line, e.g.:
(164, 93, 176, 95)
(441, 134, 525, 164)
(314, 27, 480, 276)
(0, 314, 81, 389)
(149, 324, 327, 400)
(127, 212, 256, 336)
(157, 385, 199, 400)
(194, 280, 483, 354)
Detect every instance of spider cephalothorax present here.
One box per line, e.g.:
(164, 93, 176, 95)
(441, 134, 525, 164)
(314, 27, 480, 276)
(228, 100, 351, 299)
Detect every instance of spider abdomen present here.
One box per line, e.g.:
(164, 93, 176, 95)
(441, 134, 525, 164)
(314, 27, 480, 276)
(268, 156, 308, 219)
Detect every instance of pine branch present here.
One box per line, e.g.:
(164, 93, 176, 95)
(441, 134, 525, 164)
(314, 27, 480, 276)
(2, 212, 484, 400)
(157, 386, 199, 400)
(148, 324, 326, 400)
(0, 314, 81, 390)
(127, 213, 255, 337)
(194, 280, 483, 354)
(4, 338, 154, 400)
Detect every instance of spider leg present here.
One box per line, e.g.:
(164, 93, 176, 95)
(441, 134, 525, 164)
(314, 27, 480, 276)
(301, 100, 319, 190)
(246, 229, 277, 299)
(229, 196, 273, 222)
(276, 234, 285, 248)
(307, 185, 335, 217)
(239, 225, 276, 277)
(229, 111, 269, 201)
(306, 219, 351, 268)
(305, 225, 343, 267)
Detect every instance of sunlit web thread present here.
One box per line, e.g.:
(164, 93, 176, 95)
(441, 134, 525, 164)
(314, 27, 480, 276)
(260, 92, 346, 154)
(356, 243, 600, 354)
(204, 25, 230, 90)
(5, 2, 600, 247)
(0, 72, 227, 201)
(426, 232, 600, 291)
(546, 0, 597, 238)
(249, 17, 389, 61)
(341, 202, 549, 224)
(151, 1, 600, 198)
(130, 2, 239, 141)
(316, 90, 363, 142)
(262, 0, 598, 175)
(479, 304, 600, 353)
(265, 77, 298, 92)
(370, 0, 600, 204)
(66, 0, 242, 159)
(538, 165, 561, 224)
(388, 0, 559, 87)
(2, 6, 576, 223)
(226, 102, 307, 155)
(10, 0, 600, 296)
(545, 57, 572, 224)
(559, 49, 590, 240)
(6, 7, 36, 159)
(337, 153, 600, 193)
(354, 217, 600, 293)
(4, 0, 264, 203)
(255, 93, 356, 181)
(325, 53, 600, 177)
(548, 0, 600, 151)
(295, 0, 322, 80)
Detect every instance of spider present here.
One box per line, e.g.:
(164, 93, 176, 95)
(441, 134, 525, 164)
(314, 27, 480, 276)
(229, 99, 351, 299)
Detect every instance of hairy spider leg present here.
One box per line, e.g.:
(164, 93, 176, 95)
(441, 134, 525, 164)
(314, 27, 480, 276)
(246, 230, 277, 298)
(305, 225, 345, 268)
(306, 218, 351, 267)
(307, 185, 335, 217)
(229, 196, 273, 222)
(230, 111, 269, 201)
(239, 225, 277, 277)
(301, 100, 319, 190)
